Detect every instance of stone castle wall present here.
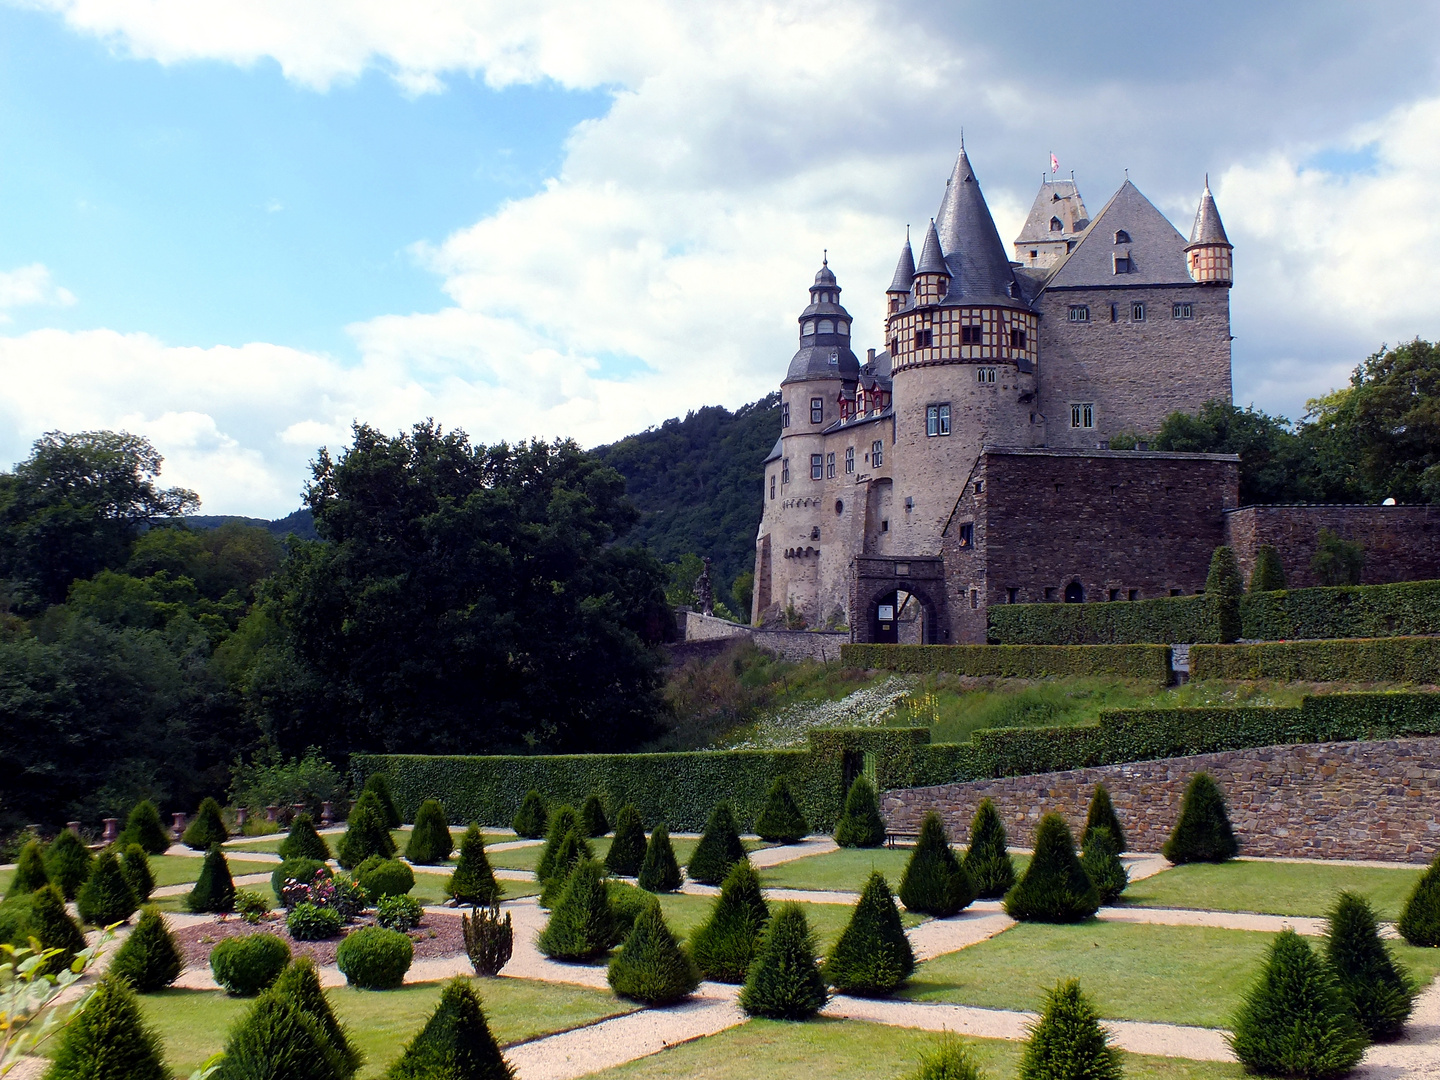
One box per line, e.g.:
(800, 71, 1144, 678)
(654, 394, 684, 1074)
(880, 736, 1440, 862)
(1225, 505, 1440, 589)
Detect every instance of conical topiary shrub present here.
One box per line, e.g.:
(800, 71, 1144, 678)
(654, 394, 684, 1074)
(8, 840, 49, 899)
(754, 777, 809, 843)
(1162, 772, 1238, 864)
(186, 845, 236, 914)
(1018, 979, 1122, 1080)
(824, 872, 915, 996)
(1079, 826, 1128, 905)
(534, 806, 581, 882)
(279, 813, 332, 862)
(536, 859, 616, 962)
(1004, 813, 1099, 923)
(120, 844, 155, 903)
(605, 805, 647, 877)
(1251, 544, 1286, 592)
(386, 977, 515, 1080)
(446, 824, 500, 907)
(688, 802, 746, 886)
(962, 799, 1016, 900)
(117, 799, 172, 856)
(580, 794, 610, 838)
(362, 773, 402, 829)
(739, 903, 828, 1019)
(637, 825, 682, 893)
(608, 903, 701, 1005)
(1326, 891, 1415, 1042)
(406, 800, 455, 864)
(1398, 853, 1440, 947)
(908, 1031, 983, 1080)
(216, 986, 347, 1080)
(183, 796, 230, 851)
(540, 829, 594, 908)
(690, 860, 770, 984)
(45, 973, 168, 1080)
(1229, 929, 1367, 1078)
(834, 777, 885, 849)
(29, 884, 87, 977)
(274, 956, 363, 1075)
(77, 850, 139, 926)
(1206, 545, 1244, 643)
(511, 790, 548, 839)
(109, 904, 184, 992)
(1083, 784, 1126, 853)
(45, 829, 94, 901)
(337, 802, 396, 870)
(899, 812, 973, 917)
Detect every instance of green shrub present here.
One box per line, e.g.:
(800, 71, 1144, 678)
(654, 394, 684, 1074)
(76, 850, 138, 926)
(534, 806, 582, 882)
(833, 777, 885, 849)
(358, 858, 415, 903)
(824, 872, 915, 996)
(1229, 929, 1367, 1078)
(511, 790, 548, 839)
(989, 594, 1210, 646)
(1326, 891, 1415, 1042)
(236, 889, 272, 924)
(362, 773, 402, 829)
(1206, 546, 1244, 644)
(279, 814, 332, 862)
(1018, 979, 1122, 1080)
(1004, 813, 1099, 923)
(216, 985, 347, 1080)
(288, 902, 344, 941)
(1312, 528, 1365, 587)
(273, 858, 332, 902)
(962, 799, 1015, 900)
(607, 903, 700, 1005)
(210, 933, 291, 995)
(337, 802, 396, 870)
(604, 805, 647, 877)
(1079, 827, 1128, 905)
(462, 903, 514, 977)
(337, 926, 413, 990)
(273, 955, 363, 1076)
(0, 894, 33, 949)
(1398, 853, 1440, 947)
(45, 830, 94, 901)
(1192, 636, 1440, 682)
(120, 844, 154, 903)
(183, 796, 230, 851)
(1082, 784, 1125, 853)
(7, 840, 49, 898)
(385, 976, 514, 1080)
(536, 859, 615, 962)
(754, 777, 808, 843)
(446, 824, 500, 907)
(637, 825, 682, 893)
(691, 860, 770, 983)
(1251, 544, 1286, 592)
(110, 905, 183, 991)
(186, 846, 236, 914)
(45, 972, 168, 1080)
(1163, 772, 1238, 864)
(539, 829, 593, 908)
(580, 793, 610, 838)
(739, 903, 828, 1019)
(377, 894, 424, 933)
(842, 643, 1172, 684)
(28, 884, 87, 977)
(406, 800, 454, 864)
(906, 1031, 984, 1080)
(688, 801, 746, 885)
(899, 812, 973, 917)
(116, 799, 172, 856)
(607, 882, 659, 947)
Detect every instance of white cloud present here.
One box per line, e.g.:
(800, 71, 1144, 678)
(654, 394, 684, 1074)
(0, 264, 76, 322)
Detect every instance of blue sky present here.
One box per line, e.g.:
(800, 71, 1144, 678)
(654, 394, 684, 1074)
(2, 0, 1440, 515)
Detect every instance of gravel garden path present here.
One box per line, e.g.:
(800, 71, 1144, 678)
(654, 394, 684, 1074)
(1352, 977, 1440, 1078)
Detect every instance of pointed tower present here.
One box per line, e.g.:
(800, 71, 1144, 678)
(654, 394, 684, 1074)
(933, 146, 1021, 305)
(1013, 177, 1089, 268)
(886, 235, 914, 316)
(1185, 177, 1233, 285)
(912, 221, 950, 307)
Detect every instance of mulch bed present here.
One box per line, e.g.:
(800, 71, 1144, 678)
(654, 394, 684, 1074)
(173, 910, 467, 969)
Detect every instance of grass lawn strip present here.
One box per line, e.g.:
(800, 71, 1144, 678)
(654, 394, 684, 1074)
(761, 847, 1032, 894)
(654, 893, 926, 954)
(1125, 859, 1423, 920)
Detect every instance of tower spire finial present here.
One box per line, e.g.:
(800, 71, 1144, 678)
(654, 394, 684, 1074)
(822, 248, 827, 267)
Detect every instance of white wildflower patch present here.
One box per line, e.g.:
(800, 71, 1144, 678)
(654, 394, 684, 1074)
(731, 676, 919, 749)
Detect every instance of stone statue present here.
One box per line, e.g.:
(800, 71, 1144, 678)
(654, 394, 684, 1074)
(695, 557, 714, 616)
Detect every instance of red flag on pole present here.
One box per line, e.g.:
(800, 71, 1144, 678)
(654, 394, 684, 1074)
(1050, 153, 1059, 173)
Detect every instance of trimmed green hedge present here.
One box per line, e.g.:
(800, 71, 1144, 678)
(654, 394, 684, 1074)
(1190, 637, 1440, 682)
(840, 643, 1172, 685)
(988, 596, 1212, 646)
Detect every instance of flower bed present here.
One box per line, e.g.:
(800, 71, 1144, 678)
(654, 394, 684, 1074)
(171, 910, 465, 969)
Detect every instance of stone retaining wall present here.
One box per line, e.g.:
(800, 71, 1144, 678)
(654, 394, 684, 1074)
(678, 610, 848, 663)
(881, 736, 1440, 862)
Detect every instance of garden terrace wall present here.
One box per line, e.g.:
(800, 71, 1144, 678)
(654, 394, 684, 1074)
(1225, 504, 1440, 590)
(882, 735, 1440, 862)
(841, 643, 1172, 685)
(1190, 637, 1440, 683)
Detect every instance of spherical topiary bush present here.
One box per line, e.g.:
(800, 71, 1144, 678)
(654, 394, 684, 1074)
(739, 903, 828, 1020)
(1079, 826, 1128, 905)
(605, 805, 647, 878)
(405, 800, 454, 864)
(357, 858, 415, 903)
(446, 824, 500, 907)
(28, 884, 87, 977)
(279, 813, 331, 862)
(637, 825, 682, 893)
(1327, 891, 1416, 1042)
(386, 977, 514, 1080)
(899, 812, 973, 917)
(1163, 772, 1238, 865)
(754, 777, 808, 844)
(537, 859, 616, 962)
(1003, 813, 1099, 924)
(1083, 784, 1126, 853)
(186, 845, 236, 914)
(120, 844, 155, 903)
(217, 986, 348, 1080)
(272, 858, 333, 903)
(833, 777, 885, 849)
(1018, 979, 1122, 1080)
(116, 799, 172, 856)
(608, 902, 700, 1006)
(512, 789, 548, 839)
(377, 894, 424, 933)
(824, 872, 915, 997)
(183, 796, 230, 851)
(336, 926, 414, 990)
(687, 801, 746, 886)
(337, 802, 395, 870)
(535, 806, 582, 882)
(45, 973, 168, 1080)
(580, 793, 610, 838)
(7, 840, 49, 899)
(272, 955, 363, 1076)
(45, 830, 94, 901)
(690, 860, 770, 984)
(110, 905, 184, 992)
(287, 902, 344, 941)
(210, 933, 291, 995)
(1229, 928, 1367, 1078)
(962, 799, 1015, 900)
(361, 773, 402, 829)
(1398, 853, 1440, 947)
(77, 850, 138, 926)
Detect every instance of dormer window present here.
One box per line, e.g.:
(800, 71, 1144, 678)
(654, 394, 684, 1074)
(1113, 254, 1132, 274)
(1114, 230, 1131, 244)
(802, 321, 815, 336)
(1049, 216, 1063, 232)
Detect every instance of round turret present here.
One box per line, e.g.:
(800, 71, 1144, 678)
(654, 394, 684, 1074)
(1185, 177, 1233, 286)
(784, 255, 860, 385)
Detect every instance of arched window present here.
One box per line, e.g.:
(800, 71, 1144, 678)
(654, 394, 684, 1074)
(837, 320, 849, 334)
(1064, 580, 1085, 603)
(1050, 216, 1063, 232)
(1114, 230, 1131, 244)
(803, 321, 816, 336)
(818, 319, 835, 334)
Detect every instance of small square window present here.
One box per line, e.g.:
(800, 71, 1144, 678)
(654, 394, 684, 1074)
(924, 403, 951, 437)
(961, 325, 982, 344)
(1114, 255, 1132, 274)
(1009, 328, 1026, 349)
(845, 446, 854, 474)
(810, 454, 823, 480)
(1044, 586, 1057, 601)
(1128, 589, 1139, 601)
(880, 519, 889, 532)
(1173, 302, 1194, 319)
(1132, 302, 1146, 322)
(810, 397, 824, 424)
(915, 328, 934, 348)
(974, 480, 984, 494)
(1007, 587, 1019, 604)
(826, 452, 836, 479)
(1068, 305, 1089, 323)
(872, 439, 884, 467)
(1109, 588, 1120, 601)
(957, 522, 974, 548)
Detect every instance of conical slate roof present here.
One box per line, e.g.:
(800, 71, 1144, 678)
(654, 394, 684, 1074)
(1187, 178, 1231, 248)
(933, 147, 1022, 306)
(915, 220, 947, 275)
(887, 237, 915, 292)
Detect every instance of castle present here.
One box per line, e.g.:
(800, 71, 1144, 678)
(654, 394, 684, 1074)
(750, 144, 1243, 641)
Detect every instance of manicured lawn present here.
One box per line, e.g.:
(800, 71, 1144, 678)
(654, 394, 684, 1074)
(583, 1017, 1245, 1080)
(763, 847, 1030, 894)
(653, 893, 926, 954)
(136, 977, 635, 1078)
(403, 868, 540, 905)
(1125, 859, 1424, 920)
(487, 836, 768, 874)
(150, 856, 276, 889)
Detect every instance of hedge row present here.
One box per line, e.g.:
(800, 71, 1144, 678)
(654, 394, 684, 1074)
(1190, 637, 1440, 683)
(987, 579, 1440, 646)
(840, 643, 1172, 685)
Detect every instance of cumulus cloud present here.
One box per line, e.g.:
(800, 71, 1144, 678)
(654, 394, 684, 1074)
(0, 264, 76, 321)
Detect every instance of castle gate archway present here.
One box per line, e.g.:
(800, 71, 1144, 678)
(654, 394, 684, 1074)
(850, 556, 950, 644)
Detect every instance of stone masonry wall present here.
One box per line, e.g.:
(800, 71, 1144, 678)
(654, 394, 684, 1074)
(1225, 505, 1440, 589)
(881, 736, 1440, 862)
(679, 611, 848, 663)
